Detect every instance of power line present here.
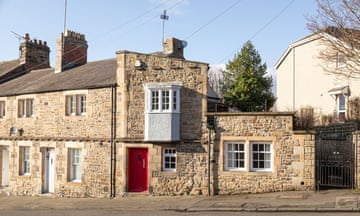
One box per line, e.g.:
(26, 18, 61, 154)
(95, 0, 186, 41)
(96, 0, 186, 45)
(99, 0, 173, 38)
(218, 0, 297, 64)
(185, 0, 243, 40)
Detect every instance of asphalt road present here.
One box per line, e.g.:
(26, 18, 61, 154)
(0, 210, 359, 216)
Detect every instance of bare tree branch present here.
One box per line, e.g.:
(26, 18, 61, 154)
(307, 0, 360, 79)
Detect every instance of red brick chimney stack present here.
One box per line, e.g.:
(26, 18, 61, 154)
(55, 30, 88, 73)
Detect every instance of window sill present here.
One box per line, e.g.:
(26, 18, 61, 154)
(220, 170, 273, 176)
(68, 180, 82, 184)
(161, 171, 177, 177)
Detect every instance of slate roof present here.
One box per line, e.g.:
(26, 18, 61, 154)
(0, 59, 21, 77)
(0, 58, 117, 97)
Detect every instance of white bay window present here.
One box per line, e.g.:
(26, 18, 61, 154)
(144, 82, 182, 141)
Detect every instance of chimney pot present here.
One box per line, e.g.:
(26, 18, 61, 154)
(24, 33, 30, 41)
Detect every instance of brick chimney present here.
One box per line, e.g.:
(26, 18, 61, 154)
(163, 37, 186, 59)
(19, 33, 50, 69)
(55, 30, 88, 73)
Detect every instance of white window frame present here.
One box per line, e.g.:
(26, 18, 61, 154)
(338, 94, 346, 113)
(0, 101, 5, 118)
(250, 142, 272, 172)
(69, 148, 82, 182)
(144, 83, 182, 114)
(66, 95, 86, 116)
(163, 148, 177, 171)
(337, 52, 346, 68)
(78, 95, 86, 115)
(20, 146, 31, 176)
(225, 142, 246, 171)
(18, 99, 34, 118)
(148, 89, 180, 113)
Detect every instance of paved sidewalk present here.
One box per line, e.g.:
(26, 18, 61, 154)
(0, 189, 359, 212)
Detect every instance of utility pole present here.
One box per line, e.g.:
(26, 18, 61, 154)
(160, 10, 169, 48)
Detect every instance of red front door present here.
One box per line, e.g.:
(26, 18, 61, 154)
(128, 148, 148, 192)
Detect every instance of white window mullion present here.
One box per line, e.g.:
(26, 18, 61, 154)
(158, 89, 162, 112)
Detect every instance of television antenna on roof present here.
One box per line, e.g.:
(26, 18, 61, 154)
(160, 10, 169, 48)
(11, 31, 25, 57)
(11, 31, 24, 43)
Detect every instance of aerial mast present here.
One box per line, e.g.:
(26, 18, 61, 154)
(160, 10, 169, 48)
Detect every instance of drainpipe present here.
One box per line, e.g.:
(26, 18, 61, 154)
(207, 128, 211, 196)
(292, 46, 296, 111)
(206, 116, 215, 196)
(355, 130, 359, 189)
(110, 85, 117, 198)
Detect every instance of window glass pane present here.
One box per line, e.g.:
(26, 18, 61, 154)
(239, 144, 244, 151)
(251, 143, 272, 171)
(0, 101, 5, 117)
(71, 149, 82, 181)
(259, 161, 264, 168)
(258, 144, 264, 151)
(172, 91, 177, 110)
(234, 143, 239, 151)
(264, 161, 271, 168)
(339, 95, 346, 111)
(18, 100, 26, 117)
(79, 95, 86, 114)
(266, 144, 271, 151)
(163, 148, 176, 171)
(252, 144, 258, 151)
(22, 147, 31, 175)
(72, 96, 76, 114)
(151, 91, 159, 110)
(162, 90, 170, 110)
(264, 153, 271, 160)
(26, 99, 34, 117)
(239, 161, 244, 168)
(226, 143, 245, 169)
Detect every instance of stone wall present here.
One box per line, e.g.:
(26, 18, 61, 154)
(114, 51, 209, 196)
(210, 112, 316, 195)
(116, 51, 208, 140)
(0, 87, 113, 197)
(0, 88, 112, 138)
(150, 143, 208, 196)
(0, 139, 111, 198)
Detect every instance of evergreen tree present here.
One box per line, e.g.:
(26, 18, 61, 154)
(222, 41, 276, 111)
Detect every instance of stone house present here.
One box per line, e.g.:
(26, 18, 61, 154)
(0, 29, 358, 198)
(0, 30, 211, 197)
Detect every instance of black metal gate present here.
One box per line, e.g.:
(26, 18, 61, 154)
(315, 122, 357, 189)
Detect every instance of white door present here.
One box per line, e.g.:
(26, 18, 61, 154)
(2, 147, 9, 187)
(44, 149, 55, 193)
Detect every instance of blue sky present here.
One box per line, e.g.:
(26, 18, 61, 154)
(0, 0, 318, 74)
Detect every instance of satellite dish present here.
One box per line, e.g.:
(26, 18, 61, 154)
(180, 40, 188, 48)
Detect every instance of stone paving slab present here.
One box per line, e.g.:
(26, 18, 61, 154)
(0, 189, 359, 212)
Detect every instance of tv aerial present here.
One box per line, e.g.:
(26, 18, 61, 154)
(11, 31, 25, 57)
(160, 10, 169, 48)
(11, 31, 24, 43)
